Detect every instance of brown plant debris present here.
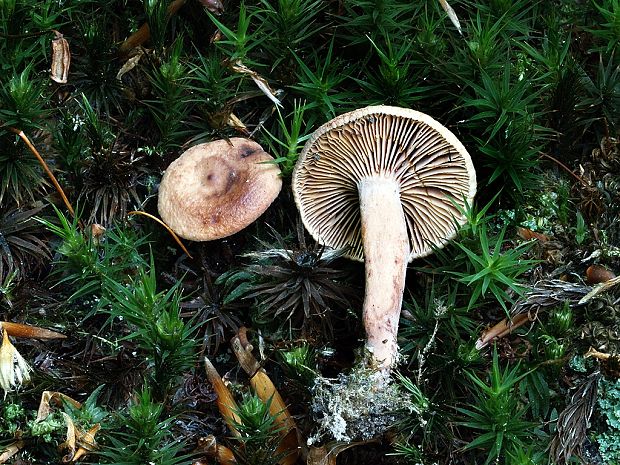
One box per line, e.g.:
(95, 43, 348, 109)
(549, 371, 601, 465)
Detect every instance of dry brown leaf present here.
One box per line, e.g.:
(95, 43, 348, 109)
(0, 321, 66, 340)
(36, 391, 82, 422)
(198, 435, 237, 465)
(517, 227, 550, 242)
(116, 49, 144, 81)
(60, 412, 77, 462)
(71, 424, 101, 462)
(204, 357, 242, 436)
(51, 32, 70, 84)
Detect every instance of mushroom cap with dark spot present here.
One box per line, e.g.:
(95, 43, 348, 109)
(158, 138, 282, 241)
(292, 105, 476, 261)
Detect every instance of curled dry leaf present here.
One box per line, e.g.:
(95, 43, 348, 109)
(36, 391, 82, 422)
(0, 321, 66, 340)
(60, 412, 77, 462)
(198, 0, 224, 14)
(230, 60, 282, 108)
(0, 328, 33, 395)
(197, 435, 237, 465)
(34, 391, 99, 463)
(517, 227, 549, 242)
(68, 423, 101, 463)
(51, 31, 70, 84)
(116, 48, 144, 81)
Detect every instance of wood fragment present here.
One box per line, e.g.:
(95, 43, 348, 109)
(198, 435, 237, 465)
(475, 313, 532, 349)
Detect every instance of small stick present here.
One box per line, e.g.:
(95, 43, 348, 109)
(128, 210, 193, 258)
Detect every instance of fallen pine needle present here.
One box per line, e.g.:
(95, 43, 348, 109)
(9, 127, 76, 218)
(128, 210, 192, 258)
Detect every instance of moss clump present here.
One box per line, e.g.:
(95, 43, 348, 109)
(308, 366, 417, 444)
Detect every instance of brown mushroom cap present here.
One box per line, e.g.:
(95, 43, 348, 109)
(158, 138, 282, 241)
(292, 105, 476, 261)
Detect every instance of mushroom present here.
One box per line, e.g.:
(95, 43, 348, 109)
(292, 105, 476, 371)
(158, 138, 282, 241)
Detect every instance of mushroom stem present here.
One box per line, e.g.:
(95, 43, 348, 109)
(358, 177, 410, 370)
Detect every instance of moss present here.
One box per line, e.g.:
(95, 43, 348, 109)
(308, 365, 417, 444)
(596, 379, 620, 464)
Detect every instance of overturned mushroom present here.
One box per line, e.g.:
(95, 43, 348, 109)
(158, 138, 282, 241)
(292, 105, 476, 371)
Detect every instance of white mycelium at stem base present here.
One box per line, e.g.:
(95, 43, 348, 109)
(358, 177, 409, 370)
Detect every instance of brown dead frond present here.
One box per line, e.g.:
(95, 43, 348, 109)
(549, 371, 601, 464)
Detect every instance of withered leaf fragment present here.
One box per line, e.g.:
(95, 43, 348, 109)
(438, 0, 462, 35)
(198, 0, 224, 14)
(51, 32, 70, 84)
(549, 372, 600, 465)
